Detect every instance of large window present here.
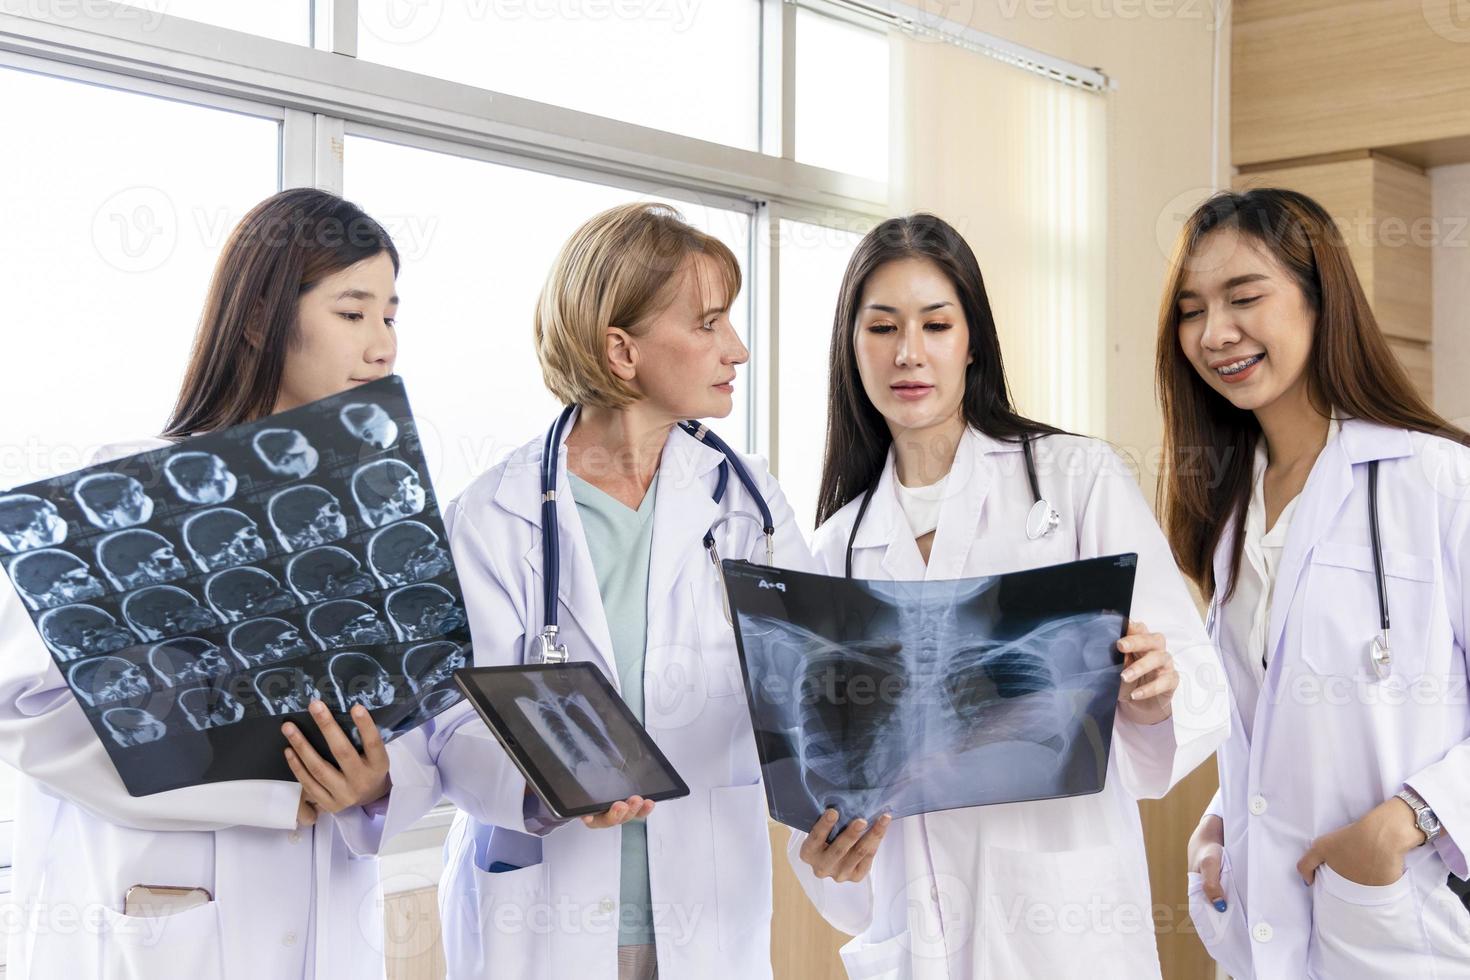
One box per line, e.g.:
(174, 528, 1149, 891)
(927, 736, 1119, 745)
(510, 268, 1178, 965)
(795, 6, 890, 181)
(357, 0, 763, 150)
(113, 0, 311, 44)
(342, 133, 754, 502)
(775, 219, 863, 535)
(0, 67, 281, 483)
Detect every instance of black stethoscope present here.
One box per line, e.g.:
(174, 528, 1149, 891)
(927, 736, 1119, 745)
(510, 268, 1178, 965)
(843, 433, 1060, 577)
(1366, 459, 1393, 678)
(1204, 458, 1393, 679)
(534, 405, 775, 663)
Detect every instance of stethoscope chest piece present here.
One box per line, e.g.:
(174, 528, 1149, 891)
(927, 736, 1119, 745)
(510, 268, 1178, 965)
(1026, 498, 1061, 541)
(1370, 632, 1392, 680)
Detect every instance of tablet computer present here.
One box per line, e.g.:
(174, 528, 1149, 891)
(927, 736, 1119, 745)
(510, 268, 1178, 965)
(453, 662, 689, 820)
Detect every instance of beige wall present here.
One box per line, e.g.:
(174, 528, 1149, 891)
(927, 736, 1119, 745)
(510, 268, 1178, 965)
(907, 1, 1228, 479)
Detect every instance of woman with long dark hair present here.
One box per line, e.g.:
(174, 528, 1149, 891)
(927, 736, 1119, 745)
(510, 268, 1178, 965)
(1160, 188, 1470, 977)
(787, 213, 1228, 978)
(0, 188, 403, 979)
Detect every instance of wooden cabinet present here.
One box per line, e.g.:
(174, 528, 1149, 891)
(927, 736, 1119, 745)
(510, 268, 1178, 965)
(1233, 1, 1470, 168)
(1232, 154, 1434, 401)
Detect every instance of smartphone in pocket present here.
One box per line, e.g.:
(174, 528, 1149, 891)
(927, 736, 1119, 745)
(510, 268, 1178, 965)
(124, 885, 212, 918)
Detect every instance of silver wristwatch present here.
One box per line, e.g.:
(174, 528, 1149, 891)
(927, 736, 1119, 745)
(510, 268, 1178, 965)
(1396, 787, 1444, 846)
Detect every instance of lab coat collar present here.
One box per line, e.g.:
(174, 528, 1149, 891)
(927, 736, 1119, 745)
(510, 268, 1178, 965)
(491, 410, 725, 681)
(849, 426, 1005, 578)
(1262, 416, 1412, 666)
(1337, 416, 1415, 465)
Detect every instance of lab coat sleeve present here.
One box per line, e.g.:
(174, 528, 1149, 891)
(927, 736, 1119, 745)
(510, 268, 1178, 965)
(1204, 787, 1224, 822)
(0, 586, 300, 833)
(783, 826, 876, 936)
(336, 496, 549, 857)
(1403, 478, 1470, 880)
(1076, 444, 1231, 800)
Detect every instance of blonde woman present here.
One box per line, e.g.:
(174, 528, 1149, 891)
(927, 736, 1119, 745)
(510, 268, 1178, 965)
(367, 203, 813, 979)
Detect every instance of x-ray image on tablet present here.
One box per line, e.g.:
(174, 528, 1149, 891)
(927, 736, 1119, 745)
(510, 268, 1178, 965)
(455, 664, 689, 820)
(722, 555, 1137, 833)
(0, 377, 473, 795)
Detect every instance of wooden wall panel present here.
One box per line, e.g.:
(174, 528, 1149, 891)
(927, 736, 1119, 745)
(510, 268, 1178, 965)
(770, 821, 848, 980)
(1233, 155, 1433, 349)
(384, 887, 448, 980)
(1141, 764, 1220, 980)
(1233, 0, 1470, 168)
(1389, 338, 1434, 399)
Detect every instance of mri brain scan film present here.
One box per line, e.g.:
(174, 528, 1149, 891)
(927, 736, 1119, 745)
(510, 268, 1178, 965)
(0, 494, 68, 553)
(0, 377, 470, 795)
(722, 555, 1137, 832)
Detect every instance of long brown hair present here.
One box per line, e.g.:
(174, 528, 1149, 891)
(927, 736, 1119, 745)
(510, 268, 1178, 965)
(162, 189, 399, 438)
(815, 214, 1064, 527)
(1156, 188, 1466, 600)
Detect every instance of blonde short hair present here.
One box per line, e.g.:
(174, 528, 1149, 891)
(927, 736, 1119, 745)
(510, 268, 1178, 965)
(535, 202, 742, 409)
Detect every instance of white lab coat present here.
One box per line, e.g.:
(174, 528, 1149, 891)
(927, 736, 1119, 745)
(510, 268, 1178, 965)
(1188, 419, 1470, 978)
(0, 440, 389, 980)
(364, 417, 814, 980)
(787, 426, 1230, 980)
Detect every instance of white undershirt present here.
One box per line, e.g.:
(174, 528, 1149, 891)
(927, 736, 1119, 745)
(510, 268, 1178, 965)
(894, 471, 948, 539)
(1220, 418, 1338, 736)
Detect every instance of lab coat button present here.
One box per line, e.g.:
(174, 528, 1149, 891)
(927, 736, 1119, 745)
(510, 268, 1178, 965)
(930, 885, 940, 901)
(283, 931, 298, 947)
(288, 830, 302, 844)
(1252, 922, 1273, 943)
(1249, 795, 1267, 816)
(599, 898, 615, 913)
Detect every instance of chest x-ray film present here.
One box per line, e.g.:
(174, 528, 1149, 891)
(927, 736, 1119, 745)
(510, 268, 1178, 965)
(0, 377, 471, 795)
(722, 554, 1137, 832)
(454, 664, 689, 819)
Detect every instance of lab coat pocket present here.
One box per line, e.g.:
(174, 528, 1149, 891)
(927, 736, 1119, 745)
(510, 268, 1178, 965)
(1310, 863, 1431, 975)
(1304, 542, 1435, 678)
(466, 858, 552, 974)
(1186, 855, 1251, 979)
(709, 781, 773, 950)
(838, 929, 914, 980)
(96, 900, 225, 980)
(981, 843, 1156, 978)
